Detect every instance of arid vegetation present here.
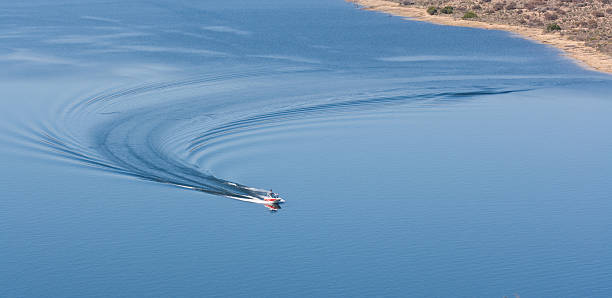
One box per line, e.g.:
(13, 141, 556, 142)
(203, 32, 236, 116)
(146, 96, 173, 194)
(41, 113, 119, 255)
(390, 0, 612, 55)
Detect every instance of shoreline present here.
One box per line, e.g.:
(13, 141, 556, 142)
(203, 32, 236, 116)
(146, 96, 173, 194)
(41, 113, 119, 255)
(348, 0, 612, 74)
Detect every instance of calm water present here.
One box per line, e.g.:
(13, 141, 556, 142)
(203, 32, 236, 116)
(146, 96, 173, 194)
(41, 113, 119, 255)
(1, 0, 612, 297)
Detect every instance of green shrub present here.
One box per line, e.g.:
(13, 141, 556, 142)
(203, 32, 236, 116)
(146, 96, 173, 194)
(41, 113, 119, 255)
(463, 11, 478, 19)
(440, 6, 454, 14)
(546, 23, 561, 31)
(427, 6, 438, 15)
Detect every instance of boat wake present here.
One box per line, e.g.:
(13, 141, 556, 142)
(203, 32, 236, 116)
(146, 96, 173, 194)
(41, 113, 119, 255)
(16, 68, 535, 210)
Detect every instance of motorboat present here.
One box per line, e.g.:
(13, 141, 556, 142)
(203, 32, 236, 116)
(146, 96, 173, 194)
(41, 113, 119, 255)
(225, 189, 285, 211)
(176, 181, 285, 210)
(261, 191, 285, 204)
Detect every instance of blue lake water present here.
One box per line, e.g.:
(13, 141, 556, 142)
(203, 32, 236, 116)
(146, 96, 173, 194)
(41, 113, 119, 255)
(1, 0, 612, 297)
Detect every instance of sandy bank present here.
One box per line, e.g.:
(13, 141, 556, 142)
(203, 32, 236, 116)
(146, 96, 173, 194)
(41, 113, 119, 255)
(348, 0, 612, 74)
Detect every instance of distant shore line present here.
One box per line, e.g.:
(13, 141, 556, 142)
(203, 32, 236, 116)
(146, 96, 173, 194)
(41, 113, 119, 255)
(348, 0, 612, 74)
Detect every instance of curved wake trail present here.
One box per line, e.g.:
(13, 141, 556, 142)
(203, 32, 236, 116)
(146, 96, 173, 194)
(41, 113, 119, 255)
(19, 69, 535, 209)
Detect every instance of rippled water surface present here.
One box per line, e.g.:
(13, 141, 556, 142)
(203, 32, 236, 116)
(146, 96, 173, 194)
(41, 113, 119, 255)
(1, 0, 612, 297)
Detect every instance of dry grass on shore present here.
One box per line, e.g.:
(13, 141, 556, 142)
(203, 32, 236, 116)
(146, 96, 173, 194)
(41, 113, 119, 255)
(390, 0, 612, 55)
